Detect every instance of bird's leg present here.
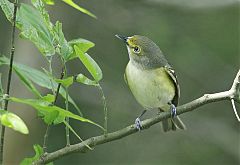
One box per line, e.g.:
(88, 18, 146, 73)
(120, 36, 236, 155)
(168, 102, 177, 117)
(135, 110, 147, 131)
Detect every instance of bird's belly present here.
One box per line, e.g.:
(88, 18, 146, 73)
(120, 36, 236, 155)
(126, 63, 175, 109)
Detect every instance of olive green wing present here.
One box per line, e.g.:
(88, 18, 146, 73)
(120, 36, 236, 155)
(164, 66, 180, 106)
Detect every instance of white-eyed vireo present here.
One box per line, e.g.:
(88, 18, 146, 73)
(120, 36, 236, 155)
(116, 34, 186, 132)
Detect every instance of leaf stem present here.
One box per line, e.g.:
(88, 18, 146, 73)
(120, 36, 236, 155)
(0, 0, 18, 163)
(65, 86, 70, 146)
(97, 84, 108, 135)
(43, 63, 65, 152)
(64, 64, 70, 146)
(54, 67, 65, 104)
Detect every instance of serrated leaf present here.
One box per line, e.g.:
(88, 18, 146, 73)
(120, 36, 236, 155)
(74, 46, 103, 82)
(0, 0, 14, 23)
(31, 0, 53, 30)
(0, 56, 82, 116)
(75, 74, 98, 86)
(18, 3, 55, 56)
(55, 76, 73, 87)
(0, 110, 29, 134)
(62, 0, 96, 19)
(10, 97, 104, 130)
(54, 21, 73, 60)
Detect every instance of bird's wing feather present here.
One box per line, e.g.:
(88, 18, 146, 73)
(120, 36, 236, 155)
(164, 66, 180, 106)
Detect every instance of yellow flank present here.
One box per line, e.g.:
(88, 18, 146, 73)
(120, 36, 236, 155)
(125, 61, 175, 110)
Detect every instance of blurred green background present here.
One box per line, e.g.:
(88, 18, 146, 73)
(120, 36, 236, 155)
(0, 0, 239, 164)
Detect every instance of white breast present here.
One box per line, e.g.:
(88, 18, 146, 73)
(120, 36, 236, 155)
(125, 61, 175, 109)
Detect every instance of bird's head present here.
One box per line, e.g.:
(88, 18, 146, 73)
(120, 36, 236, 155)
(116, 34, 167, 68)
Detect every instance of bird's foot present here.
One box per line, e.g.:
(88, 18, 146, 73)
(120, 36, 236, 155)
(135, 117, 142, 131)
(170, 104, 177, 117)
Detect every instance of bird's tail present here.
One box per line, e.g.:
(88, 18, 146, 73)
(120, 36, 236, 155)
(159, 108, 186, 132)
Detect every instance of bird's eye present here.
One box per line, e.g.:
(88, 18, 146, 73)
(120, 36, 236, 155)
(133, 46, 141, 53)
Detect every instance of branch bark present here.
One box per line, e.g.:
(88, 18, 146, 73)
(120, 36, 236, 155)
(34, 69, 240, 165)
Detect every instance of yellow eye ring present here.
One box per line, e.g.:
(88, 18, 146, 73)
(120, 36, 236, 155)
(133, 46, 141, 53)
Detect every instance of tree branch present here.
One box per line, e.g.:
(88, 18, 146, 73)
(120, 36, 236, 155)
(34, 69, 240, 165)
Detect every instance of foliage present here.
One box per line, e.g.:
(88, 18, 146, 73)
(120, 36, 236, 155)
(0, 110, 29, 134)
(43, 0, 96, 18)
(0, 56, 82, 115)
(20, 145, 53, 165)
(0, 0, 107, 163)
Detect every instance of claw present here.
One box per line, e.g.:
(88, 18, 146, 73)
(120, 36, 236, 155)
(135, 117, 142, 131)
(170, 104, 177, 117)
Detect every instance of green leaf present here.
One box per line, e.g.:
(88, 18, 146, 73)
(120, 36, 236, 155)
(10, 97, 104, 130)
(68, 38, 95, 60)
(0, 0, 55, 56)
(43, 0, 55, 5)
(13, 67, 42, 98)
(18, 3, 55, 57)
(74, 46, 103, 82)
(20, 144, 53, 165)
(1, 0, 75, 58)
(75, 74, 98, 86)
(0, 0, 14, 23)
(62, 0, 96, 19)
(69, 38, 95, 53)
(55, 76, 73, 87)
(0, 56, 82, 116)
(53, 21, 73, 60)
(42, 94, 55, 102)
(31, 0, 53, 30)
(0, 110, 29, 134)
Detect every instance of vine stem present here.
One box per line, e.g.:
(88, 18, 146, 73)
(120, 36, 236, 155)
(0, 0, 18, 164)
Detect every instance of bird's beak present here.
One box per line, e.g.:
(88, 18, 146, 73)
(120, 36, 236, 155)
(115, 34, 129, 45)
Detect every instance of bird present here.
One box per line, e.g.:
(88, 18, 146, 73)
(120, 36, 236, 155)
(115, 34, 186, 132)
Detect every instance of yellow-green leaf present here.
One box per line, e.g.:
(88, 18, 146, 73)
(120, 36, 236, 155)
(55, 76, 73, 87)
(74, 46, 103, 82)
(0, 110, 29, 134)
(62, 0, 96, 19)
(75, 74, 98, 86)
(10, 97, 104, 130)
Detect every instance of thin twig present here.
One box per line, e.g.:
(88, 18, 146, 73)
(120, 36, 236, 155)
(0, 1, 18, 164)
(43, 66, 65, 152)
(54, 67, 65, 104)
(231, 99, 240, 122)
(34, 69, 240, 164)
(65, 86, 70, 146)
(97, 84, 108, 135)
(63, 64, 70, 146)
